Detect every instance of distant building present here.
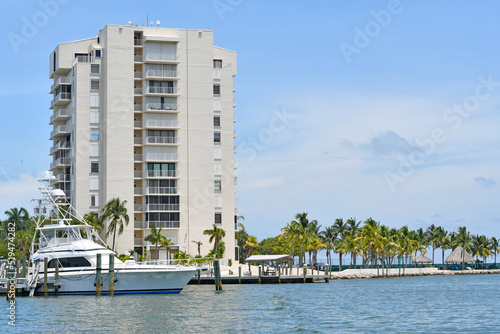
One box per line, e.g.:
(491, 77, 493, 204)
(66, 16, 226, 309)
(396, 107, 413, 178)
(48, 24, 238, 261)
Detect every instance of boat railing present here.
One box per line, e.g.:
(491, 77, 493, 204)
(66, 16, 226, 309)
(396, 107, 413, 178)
(117, 258, 219, 271)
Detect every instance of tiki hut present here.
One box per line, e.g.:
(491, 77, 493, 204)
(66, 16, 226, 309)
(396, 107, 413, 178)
(445, 246, 475, 270)
(414, 255, 433, 267)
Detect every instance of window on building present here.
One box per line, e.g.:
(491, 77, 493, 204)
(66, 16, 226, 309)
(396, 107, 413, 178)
(213, 59, 222, 69)
(90, 111, 100, 124)
(89, 178, 99, 191)
(89, 144, 99, 157)
(90, 129, 99, 140)
(90, 95, 100, 107)
(90, 194, 99, 207)
(91, 80, 100, 90)
(214, 180, 221, 192)
(95, 49, 102, 57)
(90, 162, 99, 173)
(214, 132, 221, 143)
(213, 84, 220, 95)
(91, 64, 100, 74)
(215, 213, 222, 225)
(213, 116, 220, 127)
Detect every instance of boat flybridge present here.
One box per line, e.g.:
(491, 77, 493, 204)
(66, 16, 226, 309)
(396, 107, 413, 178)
(25, 173, 198, 295)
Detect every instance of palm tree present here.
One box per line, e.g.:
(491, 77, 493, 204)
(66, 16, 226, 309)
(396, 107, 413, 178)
(490, 237, 500, 268)
(280, 221, 300, 259)
(4, 207, 30, 231)
(426, 224, 438, 265)
(292, 212, 318, 266)
(101, 198, 130, 252)
(144, 225, 164, 260)
(203, 224, 226, 254)
(453, 226, 472, 270)
(333, 218, 348, 271)
(83, 212, 103, 235)
(192, 240, 203, 256)
(160, 237, 173, 261)
(346, 218, 361, 266)
(434, 226, 449, 269)
(319, 226, 337, 268)
(244, 236, 259, 258)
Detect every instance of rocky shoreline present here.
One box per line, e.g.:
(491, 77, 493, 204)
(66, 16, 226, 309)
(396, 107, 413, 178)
(328, 268, 500, 280)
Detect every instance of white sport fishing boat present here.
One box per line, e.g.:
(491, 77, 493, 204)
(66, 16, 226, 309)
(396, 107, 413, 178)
(25, 174, 198, 295)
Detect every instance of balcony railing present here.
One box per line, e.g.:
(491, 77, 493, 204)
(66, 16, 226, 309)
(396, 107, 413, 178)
(134, 104, 143, 111)
(233, 130, 237, 138)
(146, 153, 179, 161)
(134, 121, 143, 128)
(145, 120, 180, 128)
(53, 174, 70, 182)
(145, 70, 179, 79)
(144, 53, 178, 62)
(50, 92, 71, 107)
(134, 221, 146, 229)
(134, 88, 143, 95)
(145, 136, 180, 145)
(134, 154, 143, 161)
(134, 72, 143, 79)
(134, 187, 143, 195)
(146, 204, 180, 211)
(50, 125, 69, 138)
(134, 39, 143, 46)
(134, 171, 143, 178)
(50, 141, 70, 154)
(146, 170, 179, 178)
(148, 221, 180, 229)
(74, 55, 92, 63)
(144, 103, 179, 111)
(134, 55, 143, 62)
(51, 76, 71, 92)
(134, 138, 143, 145)
(146, 86, 179, 95)
(134, 204, 143, 211)
(50, 157, 71, 169)
(146, 187, 179, 195)
(50, 109, 68, 124)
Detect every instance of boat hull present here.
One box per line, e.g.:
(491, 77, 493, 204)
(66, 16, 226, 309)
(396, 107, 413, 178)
(37, 268, 197, 295)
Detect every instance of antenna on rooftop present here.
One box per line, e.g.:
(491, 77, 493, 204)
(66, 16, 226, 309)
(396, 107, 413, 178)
(157, 20, 160, 27)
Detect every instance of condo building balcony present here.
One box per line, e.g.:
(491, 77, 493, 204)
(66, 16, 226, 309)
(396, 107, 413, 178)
(145, 153, 179, 162)
(144, 102, 179, 112)
(144, 53, 179, 63)
(52, 174, 70, 184)
(50, 92, 71, 108)
(50, 125, 70, 139)
(49, 141, 70, 155)
(147, 221, 180, 229)
(145, 86, 180, 96)
(146, 204, 180, 211)
(49, 109, 69, 124)
(145, 136, 180, 145)
(50, 157, 71, 169)
(50, 76, 71, 93)
(134, 55, 143, 62)
(144, 70, 180, 80)
(146, 170, 180, 178)
(145, 120, 180, 129)
(145, 187, 179, 195)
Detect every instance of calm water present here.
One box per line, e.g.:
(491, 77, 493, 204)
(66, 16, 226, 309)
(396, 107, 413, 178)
(3, 274, 500, 333)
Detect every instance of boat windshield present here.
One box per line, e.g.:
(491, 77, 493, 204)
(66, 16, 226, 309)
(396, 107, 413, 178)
(39, 225, 95, 248)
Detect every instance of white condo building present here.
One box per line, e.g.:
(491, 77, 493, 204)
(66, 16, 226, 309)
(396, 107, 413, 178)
(49, 24, 238, 262)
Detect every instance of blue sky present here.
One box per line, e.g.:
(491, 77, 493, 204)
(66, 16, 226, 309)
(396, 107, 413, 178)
(1, 0, 499, 244)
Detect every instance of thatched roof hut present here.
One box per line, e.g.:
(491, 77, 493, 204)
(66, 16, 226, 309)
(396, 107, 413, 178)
(445, 246, 475, 263)
(414, 255, 433, 263)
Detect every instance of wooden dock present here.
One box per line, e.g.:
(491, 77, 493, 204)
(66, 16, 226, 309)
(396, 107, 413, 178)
(189, 275, 330, 285)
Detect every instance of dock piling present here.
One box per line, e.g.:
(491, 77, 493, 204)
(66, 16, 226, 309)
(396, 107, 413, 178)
(96, 254, 101, 296)
(303, 266, 307, 283)
(43, 258, 48, 297)
(213, 259, 222, 290)
(238, 266, 241, 284)
(109, 254, 114, 296)
(258, 266, 261, 284)
(55, 263, 59, 296)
